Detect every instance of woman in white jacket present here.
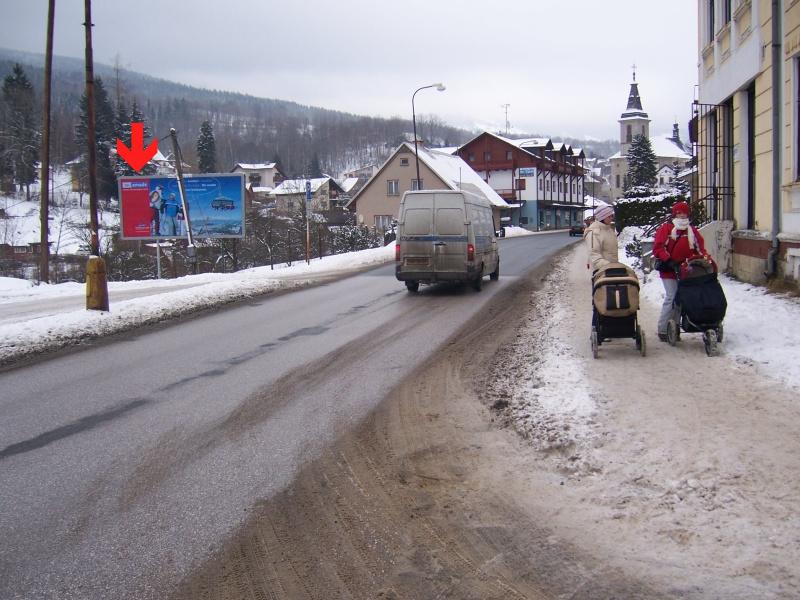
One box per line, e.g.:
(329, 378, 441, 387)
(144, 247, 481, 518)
(584, 204, 618, 274)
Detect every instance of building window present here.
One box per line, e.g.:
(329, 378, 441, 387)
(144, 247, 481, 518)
(375, 215, 393, 231)
(506, 150, 513, 160)
(539, 179, 543, 190)
(411, 178, 423, 191)
(626, 125, 632, 143)
(248, 173, 261, 185)
(708, 0, 715, 42)
(387, 179, 399, 195)
(400, 158, 409, 166)
(723, 0, 731, 23)
(616, 174, 620, 188)
(792, 58, 800, 181)
(546, 180, 550, 191)
(468, 153, 475, 162)
(287, 200, 294, 211)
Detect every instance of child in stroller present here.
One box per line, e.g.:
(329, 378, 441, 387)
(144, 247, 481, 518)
(666, 254, 727, 356)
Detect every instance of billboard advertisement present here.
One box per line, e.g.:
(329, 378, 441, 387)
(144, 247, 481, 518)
(118, 174, 245, 240)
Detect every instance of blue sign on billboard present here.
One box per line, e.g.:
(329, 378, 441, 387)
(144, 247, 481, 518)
(305, 180, 312, 200)
(119, 173, 246, 240)
(519, 168, 536, 177)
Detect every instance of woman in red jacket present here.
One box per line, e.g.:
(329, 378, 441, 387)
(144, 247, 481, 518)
(652, 200, 708, 341)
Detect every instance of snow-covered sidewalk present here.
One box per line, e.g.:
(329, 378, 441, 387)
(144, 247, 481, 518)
(485, 242, 800, 599)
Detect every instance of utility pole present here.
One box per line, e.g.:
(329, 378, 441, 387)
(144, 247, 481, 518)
(83, 0, 109, 310)
(501, 103, 511, 135)
(39, 0, 55, 284)
(305, 178, 311, 265)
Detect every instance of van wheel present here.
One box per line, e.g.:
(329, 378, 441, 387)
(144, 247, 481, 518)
(405, 281, 419, 293)
(472, 266, 483, 291)
(490, 259, 499, 281)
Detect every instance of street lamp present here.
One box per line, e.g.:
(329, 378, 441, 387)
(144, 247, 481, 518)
(412, 83, 446, 190)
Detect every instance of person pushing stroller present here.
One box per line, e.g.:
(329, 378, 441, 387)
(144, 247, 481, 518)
(585, 205, 618, 274)
(584, 205, 646, 357)
(652, 200, 708, 342)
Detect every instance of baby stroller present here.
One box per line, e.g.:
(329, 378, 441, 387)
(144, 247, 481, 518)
(591, 262, 646, 358)
(666, 255, 727, 356)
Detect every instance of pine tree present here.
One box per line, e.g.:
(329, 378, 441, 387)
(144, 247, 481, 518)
(74, 77, 119, 200)
(306, 152, 323, 178)
(626, 134, 658, 190)
(671, 160, 690, 196)
(115, 99, 156, 177)
(196, 120, 217, 173)
(271, 152, 285, 181)
(75, 77, 117, 148)
(114, 98, 128, 143)
(2, 63, 40, 199)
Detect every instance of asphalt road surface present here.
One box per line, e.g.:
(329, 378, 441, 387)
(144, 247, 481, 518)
(0, 232, 576, 600)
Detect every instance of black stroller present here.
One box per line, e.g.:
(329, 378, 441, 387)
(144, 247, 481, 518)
(666, 256, 727, 356)
(591, 262, 646, 358)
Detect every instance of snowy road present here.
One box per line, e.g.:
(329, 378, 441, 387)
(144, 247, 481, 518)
(0, 233, 575, 600)
(172, 244, 800, 600)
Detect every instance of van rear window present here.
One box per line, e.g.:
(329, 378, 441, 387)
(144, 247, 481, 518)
(404, 208, 431, 234)
(435, 208, 465, 235)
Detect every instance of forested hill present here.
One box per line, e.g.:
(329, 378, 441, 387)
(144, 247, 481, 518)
(0, 48, 616, 177)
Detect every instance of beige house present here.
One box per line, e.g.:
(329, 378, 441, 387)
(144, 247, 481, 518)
(346, 142, 509, 232)
(696, 0, 800, 284)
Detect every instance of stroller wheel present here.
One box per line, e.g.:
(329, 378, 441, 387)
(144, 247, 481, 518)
(591, 327, 599, 359)
(667, 320, 678, 346)
(703, 329, 718, 357)
(716, 324, 724, 343)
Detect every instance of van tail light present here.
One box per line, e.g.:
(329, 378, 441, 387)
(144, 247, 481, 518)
(395, 243, 401, 261)
(467, 243, 475, 261)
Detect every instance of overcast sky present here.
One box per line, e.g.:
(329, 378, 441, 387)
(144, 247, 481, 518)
(1, 0, 698, 141)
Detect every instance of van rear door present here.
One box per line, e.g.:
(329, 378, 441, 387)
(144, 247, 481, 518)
(432, 194, 467, 274)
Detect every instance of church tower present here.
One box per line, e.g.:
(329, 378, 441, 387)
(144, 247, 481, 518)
(618, 66, 651, 156)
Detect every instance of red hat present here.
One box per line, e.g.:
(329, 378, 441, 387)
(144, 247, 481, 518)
(671, 201, 690, 216)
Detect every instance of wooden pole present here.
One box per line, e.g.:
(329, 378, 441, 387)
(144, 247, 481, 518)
(39, 0, 56, 284)
(83, 0, 108, 310)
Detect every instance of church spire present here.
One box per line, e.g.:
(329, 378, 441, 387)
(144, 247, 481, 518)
(621, 67, 648, 118)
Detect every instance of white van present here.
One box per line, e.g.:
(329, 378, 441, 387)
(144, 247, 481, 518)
(395, 190, 500, 292)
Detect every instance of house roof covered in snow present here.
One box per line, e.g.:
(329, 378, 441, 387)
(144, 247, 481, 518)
(338, 177, 360, 193)
(348, 142, 509, 209)
(273, 177, 342, 195)
(231, 162, 277, 171)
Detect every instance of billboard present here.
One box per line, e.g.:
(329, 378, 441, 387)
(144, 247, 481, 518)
(118, 174, 245, 240)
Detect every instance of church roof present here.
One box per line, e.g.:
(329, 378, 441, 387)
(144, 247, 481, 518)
(626, 82, 643, 111)
(608, 135, 691, 161)
(620, 80, 649, 120)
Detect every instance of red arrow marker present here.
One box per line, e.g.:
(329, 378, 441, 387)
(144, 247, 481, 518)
(116, 122, 158, 172)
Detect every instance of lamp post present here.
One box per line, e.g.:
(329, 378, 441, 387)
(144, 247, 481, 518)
(412, 83, 445, 190)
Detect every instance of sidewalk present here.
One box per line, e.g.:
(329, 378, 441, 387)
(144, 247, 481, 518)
(482, 243, 800, 598)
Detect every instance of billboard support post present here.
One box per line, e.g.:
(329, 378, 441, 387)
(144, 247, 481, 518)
(169, 128, 197, 274)
(305, 179, 311, 265)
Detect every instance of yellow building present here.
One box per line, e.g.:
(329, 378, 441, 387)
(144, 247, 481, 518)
(697, 0, 800, 284)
